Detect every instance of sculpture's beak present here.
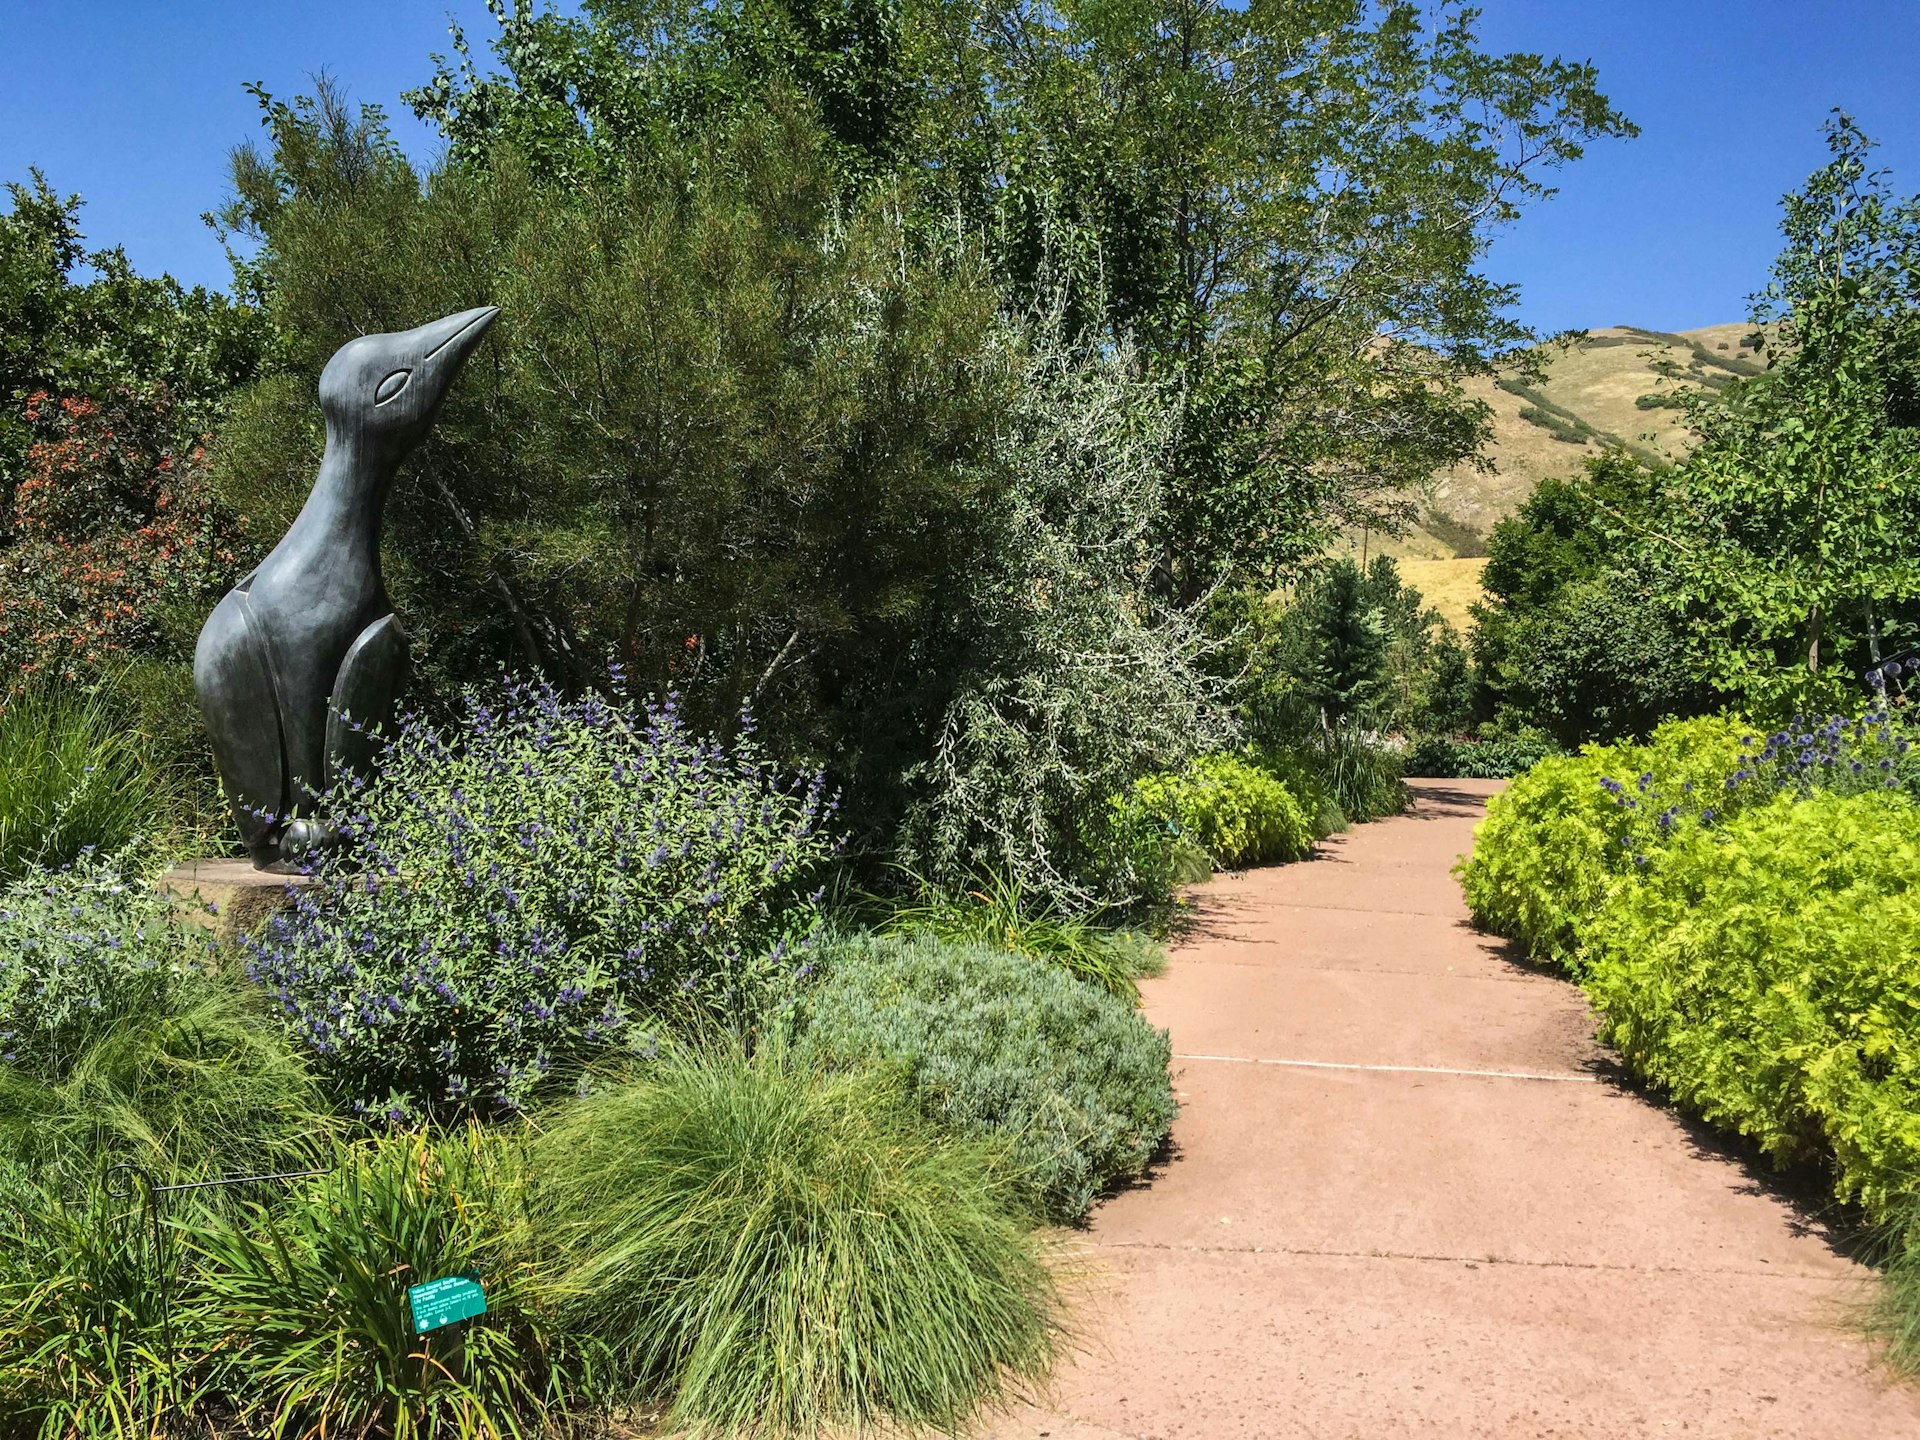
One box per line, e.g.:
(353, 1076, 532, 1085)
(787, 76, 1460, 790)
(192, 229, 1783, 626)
(413, 306, 499, 396)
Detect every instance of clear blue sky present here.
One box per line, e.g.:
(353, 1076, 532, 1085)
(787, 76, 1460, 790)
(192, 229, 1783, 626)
(2, 2, 1915, 334)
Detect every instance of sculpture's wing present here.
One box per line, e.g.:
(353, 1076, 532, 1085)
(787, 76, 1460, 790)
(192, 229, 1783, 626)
(325, 612, 409, 787)
(194, 587, 288, 858)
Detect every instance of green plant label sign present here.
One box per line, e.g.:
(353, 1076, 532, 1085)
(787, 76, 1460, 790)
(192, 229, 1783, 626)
(407, 1273, 487, 1335)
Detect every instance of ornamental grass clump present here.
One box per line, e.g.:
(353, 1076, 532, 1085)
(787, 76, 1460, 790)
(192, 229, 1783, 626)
(795, 933, 1177, 1222)
(0, 1173, 181, 1437)
(0, 856, 321, 1183)
(1870, 1205, 1920, 1379)
(192, 1127, 590, 1439)
(244, 676, 838, 1121)
(0, 684, 160, 882)
(530, 1050, 1061, 1437)
(877, 868, 1161, 1002)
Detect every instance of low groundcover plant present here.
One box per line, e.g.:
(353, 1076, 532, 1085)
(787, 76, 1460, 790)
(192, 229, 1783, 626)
(796, 932, 1178, 1222)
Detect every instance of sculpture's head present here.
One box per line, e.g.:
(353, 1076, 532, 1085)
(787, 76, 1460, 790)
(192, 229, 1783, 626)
(318, 306, 500, 460)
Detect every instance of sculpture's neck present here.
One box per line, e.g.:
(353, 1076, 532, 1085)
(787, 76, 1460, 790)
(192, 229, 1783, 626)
(284, 427, 400, 563)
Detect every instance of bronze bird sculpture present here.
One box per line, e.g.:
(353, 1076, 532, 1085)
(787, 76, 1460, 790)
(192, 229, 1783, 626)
(195, 306, 498, 871)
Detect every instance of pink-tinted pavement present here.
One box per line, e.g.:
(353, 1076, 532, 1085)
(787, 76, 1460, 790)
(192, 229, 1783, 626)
(991, 779, 1920, 1440)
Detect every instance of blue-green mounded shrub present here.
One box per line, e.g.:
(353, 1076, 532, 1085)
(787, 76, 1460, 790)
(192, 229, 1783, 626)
(793, 933, 1177, 1223)
(0, 855, 213, 1073)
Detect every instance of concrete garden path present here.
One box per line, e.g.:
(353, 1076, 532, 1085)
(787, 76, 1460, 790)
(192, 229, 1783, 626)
(993, 779, 1920, 1439)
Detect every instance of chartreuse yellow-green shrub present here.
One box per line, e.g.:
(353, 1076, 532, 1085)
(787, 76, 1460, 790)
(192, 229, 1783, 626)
(1460, 711, 1920, 1226)
(1581, 790, 1920, 1223)
(1457, 715, 1749, 970)
(1118, 753, 1314, 874)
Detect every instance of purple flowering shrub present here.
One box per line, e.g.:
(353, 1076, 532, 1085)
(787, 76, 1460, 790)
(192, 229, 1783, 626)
(244, 677, 838, 1121)
(1596, 692, 1918, 865)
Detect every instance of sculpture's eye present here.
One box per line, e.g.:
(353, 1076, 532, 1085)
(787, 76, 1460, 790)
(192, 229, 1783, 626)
(375, 369, 412, 405)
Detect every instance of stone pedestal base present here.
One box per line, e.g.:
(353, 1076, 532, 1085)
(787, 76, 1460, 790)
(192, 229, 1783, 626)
(162, 858, 315, 946)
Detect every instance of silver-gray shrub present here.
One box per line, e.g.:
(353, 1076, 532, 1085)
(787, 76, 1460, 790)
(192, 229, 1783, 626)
(244, 676, 838, 1121)
(900, 323, 1237, 910)
(792, 932, 1177, 1223)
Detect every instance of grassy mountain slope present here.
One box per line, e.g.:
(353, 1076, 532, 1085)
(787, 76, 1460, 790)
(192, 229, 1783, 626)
(1424, 323, 1763, 543)
(1341, 324, 1765, 629)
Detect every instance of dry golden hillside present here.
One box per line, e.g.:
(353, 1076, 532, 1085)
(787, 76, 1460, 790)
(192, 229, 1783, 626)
(1421, 323, 1764, 542)
(1335, 324, 1767, 627)
(1395, 557, 1487, 635)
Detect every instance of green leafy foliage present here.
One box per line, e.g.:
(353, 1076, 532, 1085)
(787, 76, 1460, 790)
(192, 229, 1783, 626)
(0, 857, 323, 1186)
(890, 328, 1234, 911)
(1244, 743, 1348, 839)
(1402, 727, 1560, 779)
(529, 1050, 1061, 1435)
(0, 170, 263, 505)
(192, 1127, 585, 1440)
(214, 85, 1017, 819)
(0, 1177, 178, 1439)
(1463, 705, 1920, 1237)
(1276, 560, 1394, 728)
(1216, 558, 1470, 748)
(403, 1, 1634, 602)
(1471, 454, 1711, 748)
(210, 3, 1633, 904)
(1643, 118, 1920, 713)
(795, 933, 1177, 1222)
(0, 686, 161, 881)
(1579, 791, 1920, 1222)
(1115, 753, 1314, 874)
(1481, 118, 1920, 733)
